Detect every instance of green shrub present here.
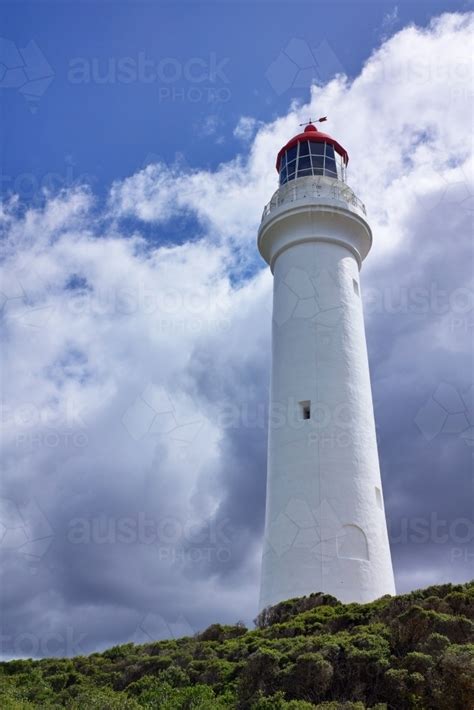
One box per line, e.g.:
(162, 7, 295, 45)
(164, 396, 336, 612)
(284, 652, 333, 702)
(0, 581, 472, 710)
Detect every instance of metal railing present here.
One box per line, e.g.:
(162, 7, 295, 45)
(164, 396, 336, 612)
(261, 177, 366, 221)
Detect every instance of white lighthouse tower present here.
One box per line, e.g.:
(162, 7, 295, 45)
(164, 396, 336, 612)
(258, 120, 395, 611)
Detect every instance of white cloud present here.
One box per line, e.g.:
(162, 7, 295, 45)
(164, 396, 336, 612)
(233, 116, 260, 142)
(1, 12, 473, 655)
(381, 5, 400, 37)
(109, 14, 473, 277)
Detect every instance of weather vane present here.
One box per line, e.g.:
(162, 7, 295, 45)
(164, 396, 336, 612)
(299, 116, 327, 126)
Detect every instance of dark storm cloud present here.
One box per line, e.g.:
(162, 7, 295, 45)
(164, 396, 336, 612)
(185, 356, 270, 578)
(364, 192, 474, 592)
(1, 13, 473, 659)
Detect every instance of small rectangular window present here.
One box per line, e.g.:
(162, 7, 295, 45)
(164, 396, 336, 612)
(375, 487, 383, 509)
(353, 279, 360, 296)
(299, 400, 311, 420)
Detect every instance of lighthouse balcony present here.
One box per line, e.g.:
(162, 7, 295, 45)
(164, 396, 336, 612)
(261, 175, 367, 223)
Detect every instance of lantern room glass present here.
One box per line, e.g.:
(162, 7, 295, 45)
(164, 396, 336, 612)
(279, 141, 345, 185)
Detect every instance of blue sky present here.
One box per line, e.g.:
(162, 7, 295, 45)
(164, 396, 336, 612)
(0, 2, 473, 658)
(1, 0, 466, 196)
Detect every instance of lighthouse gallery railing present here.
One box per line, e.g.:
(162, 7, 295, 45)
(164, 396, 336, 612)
(261, 178, 367, 221)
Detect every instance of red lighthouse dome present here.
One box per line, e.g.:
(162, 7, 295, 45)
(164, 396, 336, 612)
(276, 122, 349, 185)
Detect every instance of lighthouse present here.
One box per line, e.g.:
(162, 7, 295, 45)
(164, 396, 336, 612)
(258, 120, 395, 611)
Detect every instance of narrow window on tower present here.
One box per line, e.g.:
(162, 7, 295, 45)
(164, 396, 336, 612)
(353, 279, 360, 296)
(300, 401, 311, 420)
(375, 487, 383, 509)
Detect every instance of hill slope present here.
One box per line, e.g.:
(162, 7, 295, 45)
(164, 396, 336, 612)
(1, 581, 473, 709)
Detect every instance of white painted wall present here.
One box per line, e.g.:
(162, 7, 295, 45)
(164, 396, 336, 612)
(258, 177, 396, 611)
